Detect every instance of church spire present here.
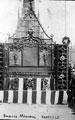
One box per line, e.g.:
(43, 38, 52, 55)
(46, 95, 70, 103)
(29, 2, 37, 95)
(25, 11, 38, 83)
(13, 0, 40, 38)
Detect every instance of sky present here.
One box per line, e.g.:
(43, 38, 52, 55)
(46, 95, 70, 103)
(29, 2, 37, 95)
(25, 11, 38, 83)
(0, 0, 75, 46)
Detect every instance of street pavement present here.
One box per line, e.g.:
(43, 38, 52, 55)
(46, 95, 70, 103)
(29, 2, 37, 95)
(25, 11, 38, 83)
(0, 103, 75, 120)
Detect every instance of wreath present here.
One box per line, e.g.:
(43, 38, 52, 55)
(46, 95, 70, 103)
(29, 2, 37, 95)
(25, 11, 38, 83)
(26, 78, 34, 89)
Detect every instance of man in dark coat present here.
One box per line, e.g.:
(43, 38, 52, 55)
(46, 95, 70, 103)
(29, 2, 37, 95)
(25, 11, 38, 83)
(71, 67, 75, 102)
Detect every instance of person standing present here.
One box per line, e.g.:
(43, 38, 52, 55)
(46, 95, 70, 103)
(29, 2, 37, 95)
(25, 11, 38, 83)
(71, 64, 75, 102)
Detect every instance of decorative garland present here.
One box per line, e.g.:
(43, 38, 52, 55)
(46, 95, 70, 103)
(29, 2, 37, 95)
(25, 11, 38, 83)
(42, 78, 50, 90)
(26, 78, 34, 89)
(9, 77, 18, 90)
